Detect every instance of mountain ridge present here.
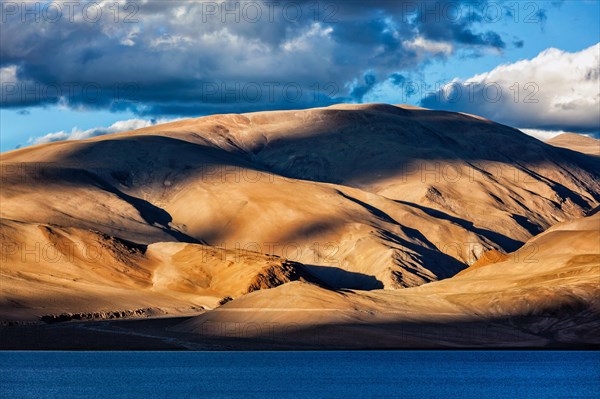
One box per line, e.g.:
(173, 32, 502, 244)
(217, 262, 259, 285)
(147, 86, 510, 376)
(1, 104, 599, 334)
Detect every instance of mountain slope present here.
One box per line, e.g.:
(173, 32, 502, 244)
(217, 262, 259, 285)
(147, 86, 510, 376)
(547, 133, 600, 156)
(178, 211, 600, 347)
(1, 104, 599, 301)
(0, 219, 316, 321)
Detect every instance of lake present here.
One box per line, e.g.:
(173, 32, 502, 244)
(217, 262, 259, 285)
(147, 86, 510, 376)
(1, 351, 598, 398)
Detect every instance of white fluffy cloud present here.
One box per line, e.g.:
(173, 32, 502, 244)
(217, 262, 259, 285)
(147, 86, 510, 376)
(0, 65, 17, 82)
(29, 118, 179, 145)
(519, 129, 567, 142)
(403, 36, 453, 56)
(422, 43, 600, 132)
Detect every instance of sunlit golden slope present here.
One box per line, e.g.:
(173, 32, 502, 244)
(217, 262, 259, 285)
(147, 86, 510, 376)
(547, 133, 600, 156)
(179, 212, 600, 347)
(1, 104, 599, 325)
(0, 219, 312, 320)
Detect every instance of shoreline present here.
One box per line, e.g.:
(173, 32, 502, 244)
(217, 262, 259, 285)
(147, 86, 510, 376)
(2, 316, 599, 351)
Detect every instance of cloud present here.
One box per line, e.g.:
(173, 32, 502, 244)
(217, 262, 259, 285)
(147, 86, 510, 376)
(0, 0, 519, 115)
(390, 73, 406, 86)
(513, 39, 524, 48)
(29, 118, 179, 145)
(520, 129, 600, 142)
(349, 73, 377, 102)
(403, 36, 453, 56)
(0, 65, 17, 82)
(421, 43, 600, 132)
(519, 129, 567, 142)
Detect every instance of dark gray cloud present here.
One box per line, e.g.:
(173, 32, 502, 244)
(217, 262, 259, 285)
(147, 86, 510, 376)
(1, 0, 524, 116)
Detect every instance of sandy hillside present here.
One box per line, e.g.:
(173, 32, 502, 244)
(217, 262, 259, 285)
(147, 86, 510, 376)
(1, 104, 599, 332)
(178, 211, 600, 347)
(547, 133, 600, 156)
(0, 219, 313, 320)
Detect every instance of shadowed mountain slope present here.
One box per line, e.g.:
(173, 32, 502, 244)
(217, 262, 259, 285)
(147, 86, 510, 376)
(178, 212, 600, 348)
(1, 104, 599, 322)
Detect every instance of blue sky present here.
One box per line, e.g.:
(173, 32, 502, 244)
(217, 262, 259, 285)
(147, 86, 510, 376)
(1, 0, 599, 151)
(423, 0, 600, 80)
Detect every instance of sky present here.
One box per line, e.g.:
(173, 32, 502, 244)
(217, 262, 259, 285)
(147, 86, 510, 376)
(1, 0, 599, 151)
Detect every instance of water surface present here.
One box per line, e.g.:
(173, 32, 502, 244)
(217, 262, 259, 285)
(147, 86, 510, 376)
(1, 351, 598, 398)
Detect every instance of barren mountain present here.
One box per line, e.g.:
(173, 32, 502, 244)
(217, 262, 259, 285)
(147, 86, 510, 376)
(1, 104, 599, 342)
(0, 219, 313, 321)
(547, 133, 600, 156)
(179, 211, 600, 347)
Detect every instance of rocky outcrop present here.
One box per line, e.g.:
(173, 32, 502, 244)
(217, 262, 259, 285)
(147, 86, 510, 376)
(40, 308, 164, 324)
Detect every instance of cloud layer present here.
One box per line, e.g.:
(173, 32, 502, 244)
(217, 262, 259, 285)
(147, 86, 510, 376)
(422, 43, 600, 133)
(1, 0, 527, 116)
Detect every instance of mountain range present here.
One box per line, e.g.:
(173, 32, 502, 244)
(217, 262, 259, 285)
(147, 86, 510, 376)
(1, 104, 598, 348)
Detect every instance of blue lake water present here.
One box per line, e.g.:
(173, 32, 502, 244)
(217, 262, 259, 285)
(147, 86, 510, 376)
(1, 351, 598, 399)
